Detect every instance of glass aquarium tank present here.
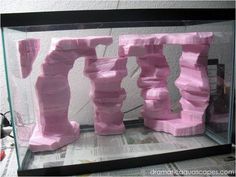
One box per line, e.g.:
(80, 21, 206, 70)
(1, 9, 235, 176)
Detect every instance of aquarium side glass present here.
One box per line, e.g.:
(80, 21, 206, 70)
(188, 20, 235, 144)
(2, 27, 29, 169)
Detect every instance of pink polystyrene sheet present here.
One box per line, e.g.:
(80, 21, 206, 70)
(91, 89, 126, 100)
(87, 70, 127, 82)
(51, 36, 112, 51)
(181, 110, 205, 123)
(42, 61, 73, 76)
(144, 118, 205, 136)
(18, 38, 40, 78)
(93, 114, 126, 136)
(180, 90, 210, 102)
(182, 44, 210, 57)
(84, 57, 127, 72)
(119, 32, 213, 57)
(91, 81, 123, 92)
(137, 78, 167, 88)
(175, 67, 210, 92)
(94, 103, 123, 113)
(141, 87, 169, 100)
(137, 54, 169, 67)
(143, 98, 171, 109)
(141, 110, 179, 120)
(180, 98, 209, 112)
(139, 68, 170, 79)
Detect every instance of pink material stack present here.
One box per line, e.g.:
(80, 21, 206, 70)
(28, 36, 112, 152)
(84, 57, 127, 135)
(119, 32, 213, 136)
(16, 32, 213, 152)
(18, 38, 40, 78)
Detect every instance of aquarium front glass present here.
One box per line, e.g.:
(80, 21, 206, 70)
(1, 20, 234, 170)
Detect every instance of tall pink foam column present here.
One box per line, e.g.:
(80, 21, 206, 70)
(136, 45, 179, 121)
(18, 38, 40, 78)
(84, 57, 127, 135)
(144, 43, 213, 136)
(29, 37, 112, 152)
(175, 44, 211, 132)
(119, 32, 213, 136)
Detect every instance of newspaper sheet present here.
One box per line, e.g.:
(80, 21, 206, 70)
(1, 128, 234, 177)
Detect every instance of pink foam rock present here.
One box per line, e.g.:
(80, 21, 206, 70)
(84, 57, 127, 135)
(119, 32, 213, 136)
(136, 49, 179, 122)
(18, 38, 40, 78)
(144, 118, 205, 136)
(29, 36, 112, 152)
(119, 32, 213, 57)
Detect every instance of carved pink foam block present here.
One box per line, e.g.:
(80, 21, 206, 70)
(175, 44, 211, 123)
(119, 32, 213, 136)
(18, 39, 40, 78)
(84, 57, 127, 135)
(137, 48, 179, 121)
(29, 36, 112, 152)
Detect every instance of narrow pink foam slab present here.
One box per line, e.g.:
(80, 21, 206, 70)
(119, 32, 213, 57)
(84, 57, 128, 81)
(142, 109, 179, 120)
(137, 78, 167, 88)
(87, 70, 127, 82)
(94, 111, 125, 135)
(182, 44, 210, 57)
(139, 67, 170, 79)
(91, 81, 123, 92)
(29, 121, 80, 152)
(45, 48, 97, 65)
(181, 110, 205, 122)
(180, 98, 209, 112)
(138, 54, 168, 67)
(91, 88, 126, 99)
(180, 90, 209, 102)
(175, 67, 210, 92)
(42, 61, 73, 76)
(180, 55, 208, 69)
(144, 118, 204, 136)
(95, 102, 122, 113)
(143, 99, 171, 111)
(93, 95, 126, 104)
(84, 57, 127, 72)
(18, 38, 40, 78)
(141, 87, 169, 100)
(91, 89, 126, 103)
(51, 36, 112, 51)
(94, 121, 125, 135)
